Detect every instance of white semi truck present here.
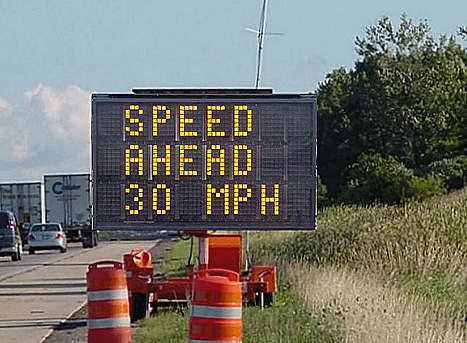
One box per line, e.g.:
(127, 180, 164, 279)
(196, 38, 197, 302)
(44, 173, 98, 248)
(0, 182, 42, 244)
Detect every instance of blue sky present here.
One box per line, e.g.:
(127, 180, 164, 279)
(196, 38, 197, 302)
(0, 0, 466, 182)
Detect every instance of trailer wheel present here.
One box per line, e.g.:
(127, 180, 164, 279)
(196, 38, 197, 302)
(131, 293, 149, 322)
(264, 292, 274, 306)
(255, 292, 274, 307)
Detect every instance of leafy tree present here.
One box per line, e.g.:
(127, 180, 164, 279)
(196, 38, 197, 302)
(426, 155, 467, 190)
(317, 68, 353, 196)
(338, 153, 414, 204)
(355, 14, 434, 57)
(316, 174, 329, 207)
(317, 14, 467, 200)
(338, 153, 445, 204)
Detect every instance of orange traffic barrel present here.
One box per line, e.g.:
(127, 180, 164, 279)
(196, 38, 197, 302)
(189, 268, 242, 342)
(87, 260, 132, 343)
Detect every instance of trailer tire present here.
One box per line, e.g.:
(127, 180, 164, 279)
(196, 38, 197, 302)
(255, 292, 274, 307)
(131, 293, 149, 322)
(264, 292, 274, 306)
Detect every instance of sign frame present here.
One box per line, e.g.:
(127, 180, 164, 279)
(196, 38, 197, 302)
(91, 89, 317, 231)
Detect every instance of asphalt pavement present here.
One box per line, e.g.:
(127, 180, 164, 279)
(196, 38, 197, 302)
(0, 241, 157, 343)
(43, 238, 175, 343)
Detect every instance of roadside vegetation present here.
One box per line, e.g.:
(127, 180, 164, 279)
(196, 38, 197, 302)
(134, 14, 467, 342)
(318, 14, 467, 205)
(159, 235, 197, 278)
(251, 189, 467, 342)
(135, 189, 466, 343)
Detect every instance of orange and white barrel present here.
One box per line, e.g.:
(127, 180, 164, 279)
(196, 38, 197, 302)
(87, 260, 132, 343)
(189, 268, 242, 342)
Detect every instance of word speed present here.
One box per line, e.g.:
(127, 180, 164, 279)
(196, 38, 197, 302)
(91, 90, 317, 231)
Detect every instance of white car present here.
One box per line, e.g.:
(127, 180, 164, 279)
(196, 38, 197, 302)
(28, 223, 67, 254)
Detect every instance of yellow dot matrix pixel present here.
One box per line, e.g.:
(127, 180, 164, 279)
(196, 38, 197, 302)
(125, 183, 144, 215)
(179, 145, 198, 176)
(153, 184, 171, 214)
(206, 184, 230, 215)
(179, 105, 199, 137)
(124, 105, 144, 137)
(261, 184, 280, 215)
(152, 105, 171, 137)
(125, 145, 144, 176)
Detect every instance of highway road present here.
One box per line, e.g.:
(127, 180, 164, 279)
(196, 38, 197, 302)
(0, 241, 157, 343)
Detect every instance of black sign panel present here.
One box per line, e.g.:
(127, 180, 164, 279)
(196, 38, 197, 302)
(91, 91, 317, 230)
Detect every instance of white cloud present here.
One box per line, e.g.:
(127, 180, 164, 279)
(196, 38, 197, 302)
(0, 97, 9, 110)
(0, 85, 91, 182)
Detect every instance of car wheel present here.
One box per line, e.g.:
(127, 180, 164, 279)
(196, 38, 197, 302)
(11, 252, 18, 262)
(29, 248, 35, 255)
(60, 247, 67, 253)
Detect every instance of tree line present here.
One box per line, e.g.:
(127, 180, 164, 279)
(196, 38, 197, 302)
(317, 14, 467, 205)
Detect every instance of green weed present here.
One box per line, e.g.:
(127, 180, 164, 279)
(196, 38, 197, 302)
(160, 236, 197, 278)
(133, 309, 188, 343)
(243, 286, 341, 343)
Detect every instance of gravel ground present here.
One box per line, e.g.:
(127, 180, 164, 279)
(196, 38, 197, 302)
(42, 237, 174, 343)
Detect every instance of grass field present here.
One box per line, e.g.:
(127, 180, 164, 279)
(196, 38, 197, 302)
(159, 235, 197, 278)
(251, 189, 467, 342)
(135, 189, 467, 342)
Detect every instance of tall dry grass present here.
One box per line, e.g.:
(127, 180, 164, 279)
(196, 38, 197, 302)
(288, 262, 465, 343)
(250, 188, 467, 342)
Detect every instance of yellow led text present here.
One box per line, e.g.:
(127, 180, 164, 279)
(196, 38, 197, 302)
(124, 105, 144, 137)
(233, 184, 252, 214)
(125, 184, 144, 215)
(152, 144, 171, 176)
(233, 105, 253, 137)
(179, 105, 198, 137)
(125, 144, 144, 176)
(261, 184, 280, 215)
(152, 105, 171, 137)
(233, 145, 252, 176)
(206, 184, 230, 215)
(153, 184, 171, 215)
(206, 105, 226, 137)
(179, 145, 198, 176)
(206, 145, 226, 176)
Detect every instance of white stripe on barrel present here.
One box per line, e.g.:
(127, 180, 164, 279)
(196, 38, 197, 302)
(87, 289, 129, 301)
(88, 316, 131, 329)
(191, 305, 242, 319)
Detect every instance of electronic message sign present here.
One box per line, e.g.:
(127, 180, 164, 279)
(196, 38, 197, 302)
(91, 90, 316, 230)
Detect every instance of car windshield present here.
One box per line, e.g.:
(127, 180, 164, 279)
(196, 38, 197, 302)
(31, 224, 60, 232)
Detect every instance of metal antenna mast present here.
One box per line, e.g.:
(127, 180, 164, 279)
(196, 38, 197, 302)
(255, 0, 268, 89)
(247, 0, 283, 89)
